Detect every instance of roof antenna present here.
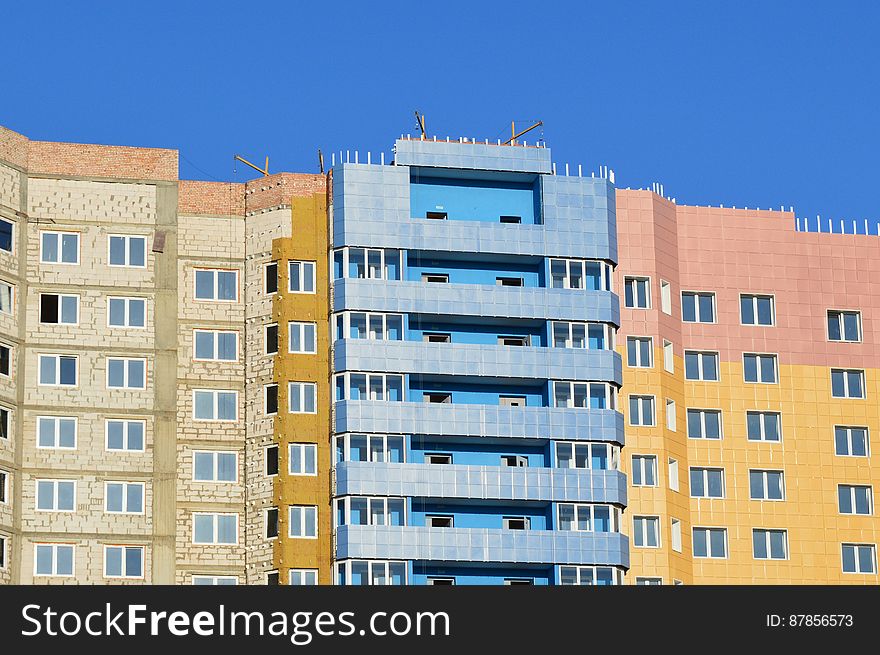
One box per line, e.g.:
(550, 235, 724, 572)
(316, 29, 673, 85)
(414, 111, 427, 139)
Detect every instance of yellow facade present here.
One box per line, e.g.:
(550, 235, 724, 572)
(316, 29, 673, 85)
(271, 192, 333, 583)
(622, 346, 880, 584)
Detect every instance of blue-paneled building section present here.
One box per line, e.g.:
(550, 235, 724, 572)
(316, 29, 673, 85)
(330, 138, 627, 586)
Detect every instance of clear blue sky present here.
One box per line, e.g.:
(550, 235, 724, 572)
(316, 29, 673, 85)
(5, 1, 879, 223)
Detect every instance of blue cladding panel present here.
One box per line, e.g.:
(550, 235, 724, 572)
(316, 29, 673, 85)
(336, 525, 629, 567)
(334, 400, 625, 445)
(394, 139, 552, 174)
(410, 176, 539, 224)
(336, 462, 628, 505)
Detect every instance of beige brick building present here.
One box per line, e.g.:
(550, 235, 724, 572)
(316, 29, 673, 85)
(0, 125, 324, 584)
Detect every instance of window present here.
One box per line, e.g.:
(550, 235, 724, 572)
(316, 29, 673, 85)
(663, 340, 674, 373)
(108, 235, 146, 267)
(503, 516, 530, 530)
(498, 335, 528, 346)
(193, 330, 237, 361)
(496, 276, 523, 287)
(668, 458, 679, 491)
(553, 381, 617, 410)
(0, 218, 12, 252)
(289, 322, 317, 353)
(289, 443, 318, 476)
(37, 416, 76, 449)
(499, 395, 526, 407)
(422, 273, 449, 284)
(427, 577, 455, 585)
(626, 336, 653, 367)
(558, 566, 622, 586)
(0, 280, 13, 314)
(631, 455, 657, 487)
(500, 215, 521, 224)
(632, 516, 660, 547)
(747, 411, 781, 442)
(266, 508, 279, 539)
(288, 261, 316, 293)
(336, 312, 404, 341)
(693, 527, 727, 558)
(38, 354, 77, 386)
(838, 485, 873, 515)
(635, 577, 662, 586)
(264, 384, 278, 415)
(624, 276, 650, 308)
(740, 292, 776, 327)
(40, 231, 79, 264)
(289, 569, 318, 586)
(289, 505, 318, 538)
(743, 353, 778, 384)
(193, 575, 238, 586)
(660, 280, 672, 314)
(670, 518, 682, 552)
(264, 262, 278, 294)
(0, 535, 5, 569)
(690, 467, 725, 498)
(193, 513, 238, 544)
(427, 515, 453, 528)
(682, 291, 715, 323)
(265, 324, 278, 355)
(628, 395, 655, 426)
(687, 409, 722, 440)
(194, 269, 238, 301)
(426, 211, 447, 220)
(550, 258, 612, 291)
(501, 455, 528, 467)
(842, 544, 876, 574)
(557, 503, 620, 532)
(106, 419, 145, 451)
(104, 546, 144, 579)
(749, 470, 785, 501)
(425, 453, 452, 465)
(193, 390, 238, 421)
(0, 343, 9, 377)
(504, 579, 534, 585)
(0, 406, 9, 440)
(289, 382, 317, 413)
(0, 470, 7, 504)
(36, 479, 75, 511)
(107, 357, 146, 389)
(108, 297, 146, 328)
(39, 293, 79, 324)
(684, 351, 719, 381)
(266, 571, 280, 585)
(193, 451, 237, 482)
(831, 368, 865, 398)
(333, 248, 401, 281)
(551, 321, 613, 350)
(828, 310, 861, 342)
(666, 399, 676, 431)
(265, 445, 279, 476)
(335, 560, 407, 585)
(334, 373, 404, 402)
(753, 529, 788, 560)
(34, 544, 75, 576)
(335, 434, 405, 464)
(105, 481, 145, 514)
(835, 426, 869, 457)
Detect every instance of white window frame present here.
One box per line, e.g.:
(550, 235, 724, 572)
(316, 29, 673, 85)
(107, 296, 147, 329)
(743, 353, 778, 384)
(33, 543, 75, 577)
(0, 280, 14, 315)
(632, 515, 660, 548)
(0, 405, 10, 441)
(827, 309, 862, 343)
(103, 545, 145, 579)
(37, 353, 78, 387)
(752, 528, 788, 561)
(288, 382, 317, 414)
(334, 372, 405, 403)
(549, 258, 612, 291)
(666, 399, 676, 431)
(831, 368, 866, 399)
(335, 496, 407, 528)
(684, 350, 720, 382)
(335, 311, 405, 342)
(289, 569, 319, 586)
(288, 505, 318, 539)
(192, 329, 238, 362)
(194, 268, 239, 302)
(668, 458, 679, 491)
(838, 484, 873, 515)
(746, 411, 782, 442)
(628, 395, 655, 427)
(552, 381, 618, 410)
(38, 293, 79, 325)
(0, 469, 8, 505)
(39, 231, 80, 265)
(192, 575, 239, 585)
(108, 234, 147, 268)
(740, 293, 775, 326)
(105, 418, 146, 452)
(192, 450, 238, 483)
(264, 261, 278, 295)
(0, 341, 11, 378)
(687, 408, 723, 440)
(264, 323, 278, 355)
(624, 276, 651, 309)
(104, 481, 145, 514)
(631, 454, 657, 487)
(288, 321, 317, 354)
(551, 321, 614, 350)
(749, 469, 785, 501)
(288, 260, 317, 293)
(288, 443, 318, 476)
(835, 426, 870, 457)
(670, 518, 682, 552)
(264, 383, 278, 416)
(0, 217, 13, 253)
(842, 543, 877, 574)
(36, 415, 77, 450)
(106, 357, 147, 390)
(36, 479, 76, 512)
(681, 290, 716, 323)
(192, 512, 239, 545)
(335, 433, 407, 464)
(264, 444, 279, 477)
(192, 389, 238, 422)
(690, 467, 725, 499)
(626, 336, 653, 368)
(663, 340, 674, 373)
(693, 527, 728, 559)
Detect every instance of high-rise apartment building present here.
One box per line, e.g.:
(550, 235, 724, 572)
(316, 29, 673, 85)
(1, 123, 877, 585)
